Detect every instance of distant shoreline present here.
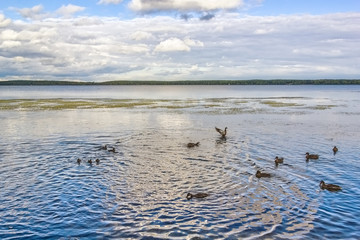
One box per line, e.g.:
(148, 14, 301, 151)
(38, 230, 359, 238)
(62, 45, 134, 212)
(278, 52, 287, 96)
(0, 79, 360, 86)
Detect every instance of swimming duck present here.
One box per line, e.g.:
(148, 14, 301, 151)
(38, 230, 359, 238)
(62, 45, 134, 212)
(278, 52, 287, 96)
(95, 159, 100, 164)
(215, 127, 227, 138)
(108, 147, 116, 153)
(306, 152, 319, 160)
(320, 180, 341, 191)
(256, 170, 271, 178)
(187, 142, 200, 148)
(100, 145, 108, 150)
(333, 146, 338, 155)
(186, 192, 209, 200)
(87, 159, 93, 164)
(77, 158, 81, 164)
(274, 156, 284, 165)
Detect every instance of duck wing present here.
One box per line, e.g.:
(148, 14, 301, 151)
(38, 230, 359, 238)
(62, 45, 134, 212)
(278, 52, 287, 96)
(215, 127, 226, 136)
(194, 193, 209, 198)
(215, 127, 222, 134)
(326, 184, 341, 191)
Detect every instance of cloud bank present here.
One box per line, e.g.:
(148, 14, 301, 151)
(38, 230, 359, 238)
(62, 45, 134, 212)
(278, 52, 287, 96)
(129, 0, 244, 12)
(0, 9, 359, 81)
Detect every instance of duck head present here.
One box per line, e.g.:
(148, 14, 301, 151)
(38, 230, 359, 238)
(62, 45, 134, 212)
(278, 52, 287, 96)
(186, 193, 193, 200)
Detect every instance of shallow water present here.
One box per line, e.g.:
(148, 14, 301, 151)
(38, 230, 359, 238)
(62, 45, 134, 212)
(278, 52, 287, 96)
(0, 85, 360, 239)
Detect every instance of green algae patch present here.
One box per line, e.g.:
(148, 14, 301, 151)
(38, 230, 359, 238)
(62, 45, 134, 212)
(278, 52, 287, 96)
(233, 100, 249, 104)
(0, 98, 335, 113)
(149, 104, 193, 109)
(308, 105, 337, 110)
(205, 98, 231, 103)
(261, 100, 303, 107)
(0, 99, 156, 110)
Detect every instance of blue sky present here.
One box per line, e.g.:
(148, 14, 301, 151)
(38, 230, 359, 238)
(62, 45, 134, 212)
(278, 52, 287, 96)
(0, 0, 359, 81)
(2, 0, 360, 18)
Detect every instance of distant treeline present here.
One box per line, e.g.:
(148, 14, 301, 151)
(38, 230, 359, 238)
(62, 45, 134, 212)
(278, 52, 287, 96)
(1, 79, 360, 86)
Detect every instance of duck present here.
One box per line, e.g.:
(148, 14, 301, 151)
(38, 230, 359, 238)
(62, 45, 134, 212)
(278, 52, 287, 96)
(256, 170, 271, 178)
(215, 127, 227, 138)
(77, 158, 81, 164)
(187, 142, 200, 148)
(274, 156, 284, 165)
(333, 146, 338, 155)
(87, 159, 93, 164)
(108, 147, 116, 153)
(306, 152, 319, 160)
(319, 180, 341, 191)
(95, 159, 100, 164)
(100, 145, 108, 150)
(186, 192, 209, 200)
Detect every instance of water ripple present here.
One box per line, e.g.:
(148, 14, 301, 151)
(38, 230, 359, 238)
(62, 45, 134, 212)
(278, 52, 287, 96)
(1, 103, 359, 239)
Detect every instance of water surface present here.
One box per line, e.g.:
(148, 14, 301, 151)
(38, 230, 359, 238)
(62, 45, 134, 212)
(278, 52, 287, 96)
(0, 85, 359, 239)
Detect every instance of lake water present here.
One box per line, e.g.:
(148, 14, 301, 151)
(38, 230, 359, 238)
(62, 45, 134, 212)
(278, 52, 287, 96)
(0, 85, 359, 239)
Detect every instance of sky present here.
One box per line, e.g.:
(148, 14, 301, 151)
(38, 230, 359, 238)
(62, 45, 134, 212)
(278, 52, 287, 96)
(0, 0, 359, 82)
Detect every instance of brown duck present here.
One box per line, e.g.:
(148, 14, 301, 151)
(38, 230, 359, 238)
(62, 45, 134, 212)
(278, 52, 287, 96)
(256, 170, 271, 178)
(306, 152, 319, 160)
(333, 146, 338, 155)
(186, 193, 209, 200)
(274, 156, 284, 165)
(108, 147, 116, 153)
(215, 127, 227, 138)
(187, 142, 200, 148)
(95, 159, 100, 164)
(320, 180, 341, 191)
(77, 158, 81, 164)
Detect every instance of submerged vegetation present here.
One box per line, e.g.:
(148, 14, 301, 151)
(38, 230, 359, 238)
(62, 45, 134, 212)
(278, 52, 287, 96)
(261, 100, 304, 107)
(1, 79, 360, 85)
(308, 105, 337, 110)
(0, 98, 341, 114)
(0, 99, 155, 110)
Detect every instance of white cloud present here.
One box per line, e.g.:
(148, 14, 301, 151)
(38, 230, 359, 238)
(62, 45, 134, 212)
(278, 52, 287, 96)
(254, 28, 274, 35)
(0, 14, 12, 27)
(131, 31, 154, 41)
(293, 48, 343, 57)
(184, 37, 204, 47)
(0, 40, 22, 48)
(16, 5, 49, 20)
(15, 4, 86, 20)
(56, 4, 85, 17)
(0, 29, 18, 40)
(14, 56, 26, 62)
(73, 17, 104, 26)
(129, 0, 244, 12)
(97, 0, 123, 5)
(154, 37, 191, 52)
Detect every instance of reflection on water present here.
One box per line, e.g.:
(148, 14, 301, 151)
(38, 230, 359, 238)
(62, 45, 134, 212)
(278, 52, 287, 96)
(0, 86, 360, 239)
(1, 85, 360, 100)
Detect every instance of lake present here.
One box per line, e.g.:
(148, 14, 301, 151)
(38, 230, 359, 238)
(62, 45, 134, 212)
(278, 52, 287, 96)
(0, 85, 359, 239)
